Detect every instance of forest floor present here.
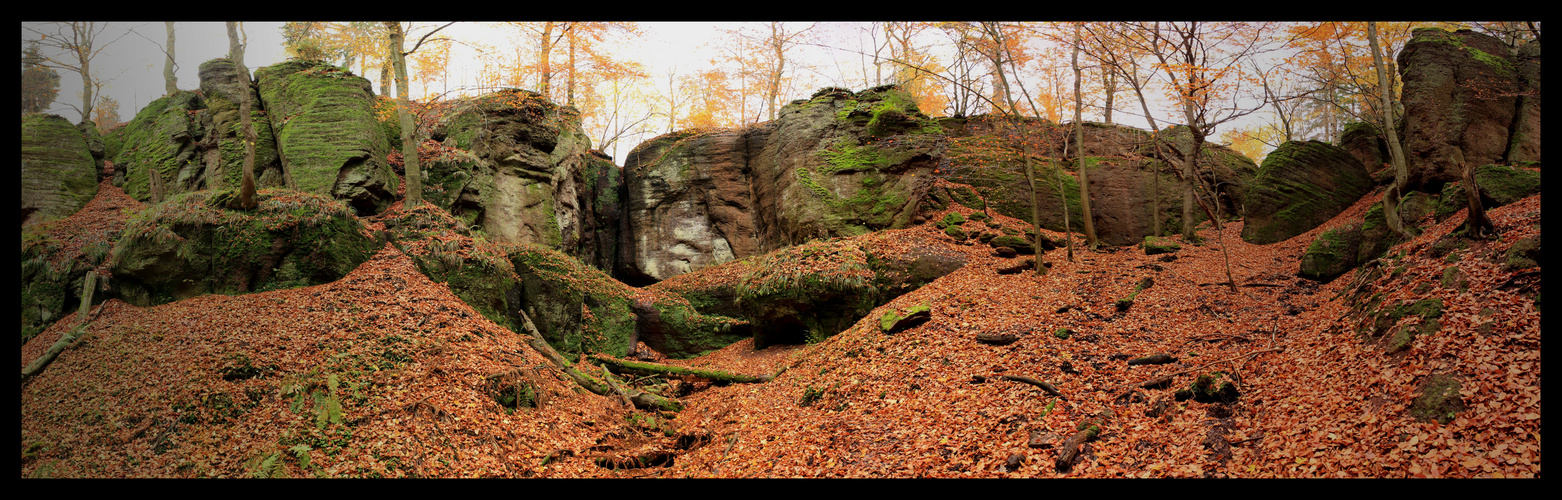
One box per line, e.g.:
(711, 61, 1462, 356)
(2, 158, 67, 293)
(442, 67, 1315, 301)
(20, 182, 1541, 478)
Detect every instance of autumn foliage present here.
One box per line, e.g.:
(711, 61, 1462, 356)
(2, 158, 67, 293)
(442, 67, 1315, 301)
(19, 169, 1541, 477)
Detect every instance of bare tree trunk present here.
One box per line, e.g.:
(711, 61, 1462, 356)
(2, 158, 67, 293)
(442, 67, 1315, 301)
(164, 22, 178, 95)
(538, 22, 554, 99)
(1369, 21, 1415, 241)
(1459, 158, 1498, 239)
(386, 22, 422, 208)
(229, 22, 256, 210)
(1072, 24, 1099, 249)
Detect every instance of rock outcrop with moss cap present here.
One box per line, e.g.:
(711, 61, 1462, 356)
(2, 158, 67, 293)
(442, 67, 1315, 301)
(21, 114, 99, 228)
(255, 60, 398, 215)
(105, 189, 379, 306)
(620, 85, 943, 284)
(1241, 140, 1375, 245)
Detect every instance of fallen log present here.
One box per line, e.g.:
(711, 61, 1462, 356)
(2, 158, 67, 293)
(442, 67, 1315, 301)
(588, 355, 773, 384)
(22, 273, 100, 383)
(996, 374, 1066, 399)
(517, 310, 683, 412)
(1055, 410, 1112, 472)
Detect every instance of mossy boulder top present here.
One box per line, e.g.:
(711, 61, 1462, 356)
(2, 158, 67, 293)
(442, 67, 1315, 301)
(21, 113, 99, 228)
(419, 89, 618, 273)
(105, 189, 379, 307)
(1397, 28, 1540, 190)
(619, 85, 944, 285)
(256, 59, 398, 215)
(1241, 140, 1375, 245)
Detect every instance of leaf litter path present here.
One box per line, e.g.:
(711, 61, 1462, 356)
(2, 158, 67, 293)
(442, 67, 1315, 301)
(614, 194, 1540, 478)
(20, 184, 1540, 478)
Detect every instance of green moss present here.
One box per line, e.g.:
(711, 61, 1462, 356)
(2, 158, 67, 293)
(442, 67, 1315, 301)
(1408, 373, 1464, 424)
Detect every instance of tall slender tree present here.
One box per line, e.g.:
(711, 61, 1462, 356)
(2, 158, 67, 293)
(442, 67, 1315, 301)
(164, 22, 178, 95)
(1070, 23, 1099, 248)
(384, 22, 456, 208)
(22, 22, 131, 124)
(1368, 21, 1414, 241)
(228, 22, 257, 210)
(386, 22, 422, 208)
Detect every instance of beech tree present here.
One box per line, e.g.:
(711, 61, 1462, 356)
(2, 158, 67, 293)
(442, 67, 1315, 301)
(164, 22, 178, 95)
(385, 22, 457, 208)
(228, 22, 257, 210)
(1068, 23, 1100, 249)
(22, 22, 131, 124)
(1367, 21, 1414, 241)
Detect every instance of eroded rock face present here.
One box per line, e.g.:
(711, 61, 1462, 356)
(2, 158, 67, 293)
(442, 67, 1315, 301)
(1242, 140, 1374, 245)
(1398, 28, 1536, 190)
(111, 91, 210, 202)
(424, 89, 619, 272)
(621, 85, 943, 284)
(197, 58, 284, 191)
(21, 114, 99, 228)
(934, 117, 1254, 246)
(106, 190, 378, 306)
(620, 130, 757, 284)
(256, 60, 397, 215)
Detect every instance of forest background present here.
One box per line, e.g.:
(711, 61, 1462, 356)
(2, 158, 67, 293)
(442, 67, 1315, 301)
(20, 21, 1535, 165)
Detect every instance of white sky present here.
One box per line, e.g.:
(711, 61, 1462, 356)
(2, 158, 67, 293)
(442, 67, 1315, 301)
(23, 21, 1324, 162)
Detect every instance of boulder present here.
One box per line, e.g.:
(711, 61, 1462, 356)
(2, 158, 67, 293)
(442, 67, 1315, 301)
(21, 114, 99, 228)
(255, 60, 397, 215)
(1241, 140, 1374, 245)
(106, 189, 379, 306)
(1432, 164, 1541, 221)
(1338, 121, 1392, 177)
(425, 89, 615, 271)
(1398, 28, 1530, 190)
(1297, 191, 1437, 283)
(197, 58, 284, 191)
(1507, 39, 1542, 164)
(732, 230, 965, 348)
(110, 91, 210, 202)
(620, 129, 757, 285)
(1142, 235, 1181, 255)
(621, 85, 942, 283)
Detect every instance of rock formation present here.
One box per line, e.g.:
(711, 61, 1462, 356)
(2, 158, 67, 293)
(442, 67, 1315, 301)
(619, 86, 943, 284)
(256, 60, 399, 215)
(21, 114, 99, 228)
(1398, 28, 1541, 190)
(1241, 140, 1375, 245)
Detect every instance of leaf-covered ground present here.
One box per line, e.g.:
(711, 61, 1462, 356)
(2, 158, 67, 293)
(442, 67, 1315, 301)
(20, 181, 1540, 478)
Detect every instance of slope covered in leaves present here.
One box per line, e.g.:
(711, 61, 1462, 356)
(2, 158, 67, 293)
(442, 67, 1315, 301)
(20, 182, 1540, 478)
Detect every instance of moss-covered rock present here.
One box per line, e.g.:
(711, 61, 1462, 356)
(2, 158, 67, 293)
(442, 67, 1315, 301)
(1173, 372, 1240, 403)
(113, 91, 212, 202)
(197, 58, 284, 192)
(22, 114, 99, 228)
(1408, 373, 1464, 424)
(1242, 140, 1374, 245)
(1298, 225, 1364, 282)
(1433, 164, 1542, 221)
(255, 60, 397, 215)
(1503, 235, 1541, 271)
(879, 302, 932, 334)
(106, 189, 378, 306)
(1399, 28, 1528, 190)
(735, 231, 964, 348)
(989, 235, 1036, 254)
(1141, 235, 1181, 255)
